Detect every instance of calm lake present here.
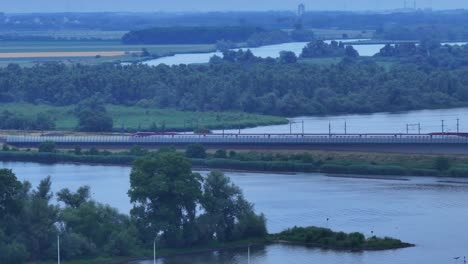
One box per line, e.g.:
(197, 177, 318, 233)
(4, 161, 468, 264)
(144, 41, 467, 66)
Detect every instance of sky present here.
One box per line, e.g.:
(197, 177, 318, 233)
(2, 0, 467, 13)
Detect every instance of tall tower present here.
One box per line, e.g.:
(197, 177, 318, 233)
(298, 3, 305, 17)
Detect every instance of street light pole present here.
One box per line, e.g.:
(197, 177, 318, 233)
(153, 238, 157, 264)
(57, 235, 60, 264)
(247, 244, 251, 264)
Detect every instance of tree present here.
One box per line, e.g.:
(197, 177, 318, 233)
(185, 144, 206, 159)
(128, 153, 202, 247)
(214, 149, 227, 159)
(76, 111, 113, 132)
(200, 171, 267, 242)
(345, 46, 359, 58)
(57, 186, 91, 208)
(0, 169, 23, 217)
(21, 176, 59, 261)
(141, 48, 151, 57)
(38, 141, 56, 153)
(75, 97, 113, 132)
(279, 51, 298, 64)
(58, 186, 138, 259)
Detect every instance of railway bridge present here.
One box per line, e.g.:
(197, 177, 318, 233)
(4, 133, 468, 154)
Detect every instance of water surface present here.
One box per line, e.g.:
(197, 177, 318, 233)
(4, 162, 468, 264)
(144, 41, 467, 66)
(216, 107, 468, 134)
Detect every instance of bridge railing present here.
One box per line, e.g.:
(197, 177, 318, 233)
(5, 133, 468, 145)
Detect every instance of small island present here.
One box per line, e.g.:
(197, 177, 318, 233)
(270, 226, 414, 251)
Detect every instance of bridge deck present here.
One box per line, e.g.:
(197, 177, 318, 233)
(4, 133, 468, 145)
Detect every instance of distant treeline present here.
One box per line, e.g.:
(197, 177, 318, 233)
(0, 110, 55, 130)
(122, 26, 315, 45)
(3, 10, 468, 35)
(1, 40, 468, 116)
(122, 26, 264, 44)
(375, 24, 468, 41)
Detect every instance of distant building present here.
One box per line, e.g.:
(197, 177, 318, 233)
(298, 3, 305, 17)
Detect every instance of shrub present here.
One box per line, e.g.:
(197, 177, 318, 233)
(214, 149, 227, 159)
(185, 144, 206, 159)
(38, 141, 56, 153)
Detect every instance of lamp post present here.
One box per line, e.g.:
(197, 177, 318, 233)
(153, 237, 157, 264)
(57, 235, 60, 264)
(247, 244, 251, 264)
(54, 222, 62, 264)
(288, 120, 304, 135)
(153, 231, 163, 264)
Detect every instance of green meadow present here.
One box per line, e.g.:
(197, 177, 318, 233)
(0, 103, 287, 131)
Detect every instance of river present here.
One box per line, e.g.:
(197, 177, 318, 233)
(4, 161, 468, 264)
(144, 41, 467, 66)
(215, 107, 468, 134)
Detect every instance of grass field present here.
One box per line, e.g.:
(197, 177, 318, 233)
(0, 103, 287, 131)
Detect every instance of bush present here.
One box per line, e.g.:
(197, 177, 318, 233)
(38, 141, 56, 153)
(74, 146, 82, 155)
(271, 226, 408, 251)
(214, 149, 227, 159)
(185, 144, 206, 159)
(234, 213, 268, 240)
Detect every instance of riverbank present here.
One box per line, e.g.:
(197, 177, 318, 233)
(2, 147, 468, 178)
(38, 238, 267, 264)
(37, 227, 412, 264)
(270, 226, 414, 251)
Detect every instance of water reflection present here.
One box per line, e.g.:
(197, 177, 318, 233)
(135, 245, 267, 264)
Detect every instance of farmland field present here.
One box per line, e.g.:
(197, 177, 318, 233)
(0, 103, 287, 131)
(0, 41, 216, 66)
(0, 30, 128, 40)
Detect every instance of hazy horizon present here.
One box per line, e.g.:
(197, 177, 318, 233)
(2, 0, 467, 13)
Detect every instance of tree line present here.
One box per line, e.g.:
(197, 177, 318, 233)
(1, 42, 468, 117)
(0, 110, 55, 130)
(0, 151, 267, 263)
(122, 26, 315, 46)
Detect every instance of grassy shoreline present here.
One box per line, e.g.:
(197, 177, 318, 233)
(2, 148, 468, 178)
(37, 227, 412, 264)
